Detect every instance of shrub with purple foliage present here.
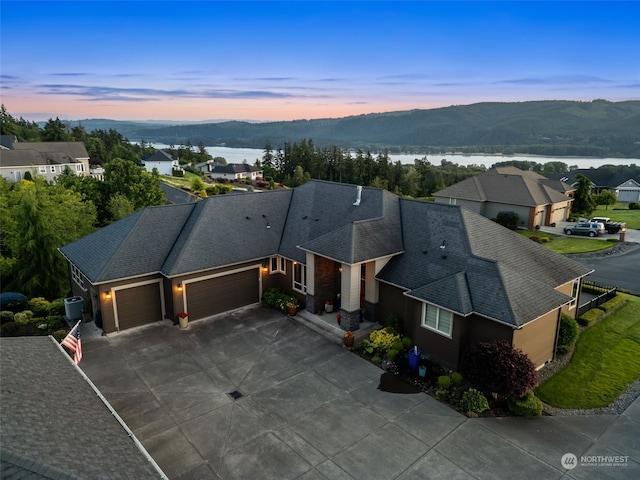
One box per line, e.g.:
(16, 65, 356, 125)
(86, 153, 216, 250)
(460, 340, 539, 398)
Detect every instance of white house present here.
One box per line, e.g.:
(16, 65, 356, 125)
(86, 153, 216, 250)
(195, 161, 263, 181)
(142, 150, 180, 176)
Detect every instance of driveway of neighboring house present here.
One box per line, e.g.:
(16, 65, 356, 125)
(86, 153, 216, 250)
(79, 307, 640, 479)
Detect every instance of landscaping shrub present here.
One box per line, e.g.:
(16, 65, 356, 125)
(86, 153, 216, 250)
(369, 328, 401, 353)
(0, 292, 28, 313)
(577, 308, 605, 327)
(599, 295, 627, 314)
(53, 330, 68, 342)
(387, 349, 399, 362)
(262, 288, 297, 312)
(437, 375, 451, 389)
(13, 311, 34, 325)
(629, 202, 640, 210)
(494, 211, 520, 230)
(540, 237, 550, 243)
(27, 297, 51, 317)
(1, 311, 15, 324)
(0, 322, 19, 337)
(49, 298, 66, 315)
(460, 340, 539, 398)
(451, 372, 464, 386)
(529, 236, 540, 243)
(461, 389, 489, 414)
(507, 391, 543, 416)
(556, 313, 580, 354)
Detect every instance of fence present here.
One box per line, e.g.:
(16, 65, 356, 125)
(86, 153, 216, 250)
(578, 280, 618, 317)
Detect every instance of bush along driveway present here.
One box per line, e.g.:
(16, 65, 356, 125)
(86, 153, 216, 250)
(536, 293, 640, 411)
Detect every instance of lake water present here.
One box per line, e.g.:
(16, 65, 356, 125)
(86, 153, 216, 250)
(150, 144, 639, 169)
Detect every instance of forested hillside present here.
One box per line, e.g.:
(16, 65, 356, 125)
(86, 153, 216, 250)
(72, 100, 640, 157)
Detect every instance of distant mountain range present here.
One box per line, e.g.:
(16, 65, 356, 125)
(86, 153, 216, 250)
(66, 100, 640, 157)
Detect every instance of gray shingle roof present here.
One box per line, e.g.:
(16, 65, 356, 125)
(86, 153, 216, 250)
(142, 150, 176, 163)
(0, 149, 83, 167)
(378, 199, 592, 327)
(12, 142, 89, 159)
(0, 337, 161, 479)
(549, 169, 640, 188)
(281, 181, 403, 263)
(162, 190, 292, 276)
(433, 166, 572, 206)
(211, 163, 261, 174)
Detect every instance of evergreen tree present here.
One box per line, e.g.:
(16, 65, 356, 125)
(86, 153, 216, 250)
(572, 174, 595, 215)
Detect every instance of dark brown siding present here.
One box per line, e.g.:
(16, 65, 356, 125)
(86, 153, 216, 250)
(186, 268, 259, 320)
(114, 283, 162, 330)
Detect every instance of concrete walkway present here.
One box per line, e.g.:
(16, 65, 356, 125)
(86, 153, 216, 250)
(79, 307, 640, 479)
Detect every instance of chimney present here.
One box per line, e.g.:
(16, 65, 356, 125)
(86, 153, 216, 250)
(353, 185, 363, 206)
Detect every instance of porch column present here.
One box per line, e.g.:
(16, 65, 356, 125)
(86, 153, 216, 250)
(304, 251, 315, 313)
(339, 263, 361, 331)
(363, 261, 378, 323)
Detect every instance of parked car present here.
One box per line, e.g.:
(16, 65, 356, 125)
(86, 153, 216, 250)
(589, 217, 626, 234)
(564, 222, 603, 237)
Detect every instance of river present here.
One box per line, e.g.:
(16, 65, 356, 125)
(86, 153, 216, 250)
(150, 144, 639, 170)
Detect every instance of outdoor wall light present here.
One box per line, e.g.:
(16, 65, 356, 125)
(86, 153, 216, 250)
(105, 291, 112, 299)
(177, 284, 183, 292)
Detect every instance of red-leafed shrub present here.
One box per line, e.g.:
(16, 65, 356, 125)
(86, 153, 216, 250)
(460, 340, 539, 398)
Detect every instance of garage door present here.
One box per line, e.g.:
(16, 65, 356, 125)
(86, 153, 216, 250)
(115, 283, 162, 331)
(186, 269, 259, 321)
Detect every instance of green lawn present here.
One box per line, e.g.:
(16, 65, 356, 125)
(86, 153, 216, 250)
(517, 230, 616, 254)
(592, 203, 640, 229)
(535, 294, 640, 409)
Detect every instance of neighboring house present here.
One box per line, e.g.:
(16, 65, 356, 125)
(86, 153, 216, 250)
(60, 180, 592, 371)
(549, 169, 640, 203)
(0, 134, 16, 149)
(433, 166, 575, 228)
(142, 150, 180, 176)
(0, 336, 164, 479)
(0, 141, 90, 183)
(195, 161, 263, 181)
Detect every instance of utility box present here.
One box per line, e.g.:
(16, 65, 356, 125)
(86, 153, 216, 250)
(64, 296, 84, 320)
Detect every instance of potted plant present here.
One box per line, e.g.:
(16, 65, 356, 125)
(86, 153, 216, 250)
(325, 300, 333, 313)
(178, 312, 189, 329)
(286, 301, 297, 316)
(343, 330, 355, 348)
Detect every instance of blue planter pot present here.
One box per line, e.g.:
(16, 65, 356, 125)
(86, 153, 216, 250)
(408, 348, 421, 371)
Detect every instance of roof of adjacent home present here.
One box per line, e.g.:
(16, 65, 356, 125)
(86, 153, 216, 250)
(549, 169, 640, 189)
(11, 141, 89, 159)
(0, 337, 163, 479)
(142, 150, 177, 163)
(210, 163, 262, 174)
(433, 166, 573, 206)
(60, 180, 592, 328)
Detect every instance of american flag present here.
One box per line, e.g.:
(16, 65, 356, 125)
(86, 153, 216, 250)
(61, 320, 83, 365)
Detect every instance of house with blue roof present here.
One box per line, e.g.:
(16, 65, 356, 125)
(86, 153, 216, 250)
(59, 180, 592, 370)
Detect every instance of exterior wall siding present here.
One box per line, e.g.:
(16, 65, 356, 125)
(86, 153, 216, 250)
(512, 309, 560, 368)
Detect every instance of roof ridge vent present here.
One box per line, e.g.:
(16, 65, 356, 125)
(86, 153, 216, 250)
(353, 185, 363, 206)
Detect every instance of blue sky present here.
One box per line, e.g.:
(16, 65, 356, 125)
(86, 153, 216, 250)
(1, 1, 638, 121)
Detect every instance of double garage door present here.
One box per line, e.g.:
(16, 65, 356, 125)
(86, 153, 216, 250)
(186, 268, 260, 321)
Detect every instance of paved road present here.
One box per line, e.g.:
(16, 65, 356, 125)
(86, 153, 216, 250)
(572, 248, 640, 295)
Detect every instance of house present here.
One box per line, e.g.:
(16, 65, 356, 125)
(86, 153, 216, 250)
(433, 166, 575, 228)
(195, 161, 263, 181)
(549, 169, 640, 203)
(0, 141, 90, 183)
(0, 336, 164, 478)
(142, 150, 180, 176)
(59, 180, 592, 370)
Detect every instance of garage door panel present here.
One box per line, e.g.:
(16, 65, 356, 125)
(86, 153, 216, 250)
(187, 269, 259, 320)
(116, 283, 162, 330)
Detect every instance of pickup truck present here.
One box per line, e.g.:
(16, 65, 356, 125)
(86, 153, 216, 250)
(589, 217, 626, 234)
(563, 222, 603, 237)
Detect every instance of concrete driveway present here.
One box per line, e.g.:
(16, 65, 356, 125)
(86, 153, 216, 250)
(79, 307, 640, 479)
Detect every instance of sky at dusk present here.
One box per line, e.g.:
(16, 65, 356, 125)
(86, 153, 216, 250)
(1, 1, 638, 122)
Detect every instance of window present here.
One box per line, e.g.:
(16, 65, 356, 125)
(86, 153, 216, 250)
(39, 166, 46, 174)
(293, 262, 307, 293)
(269, 255, 285, 274)
(422, 304, 453, 337)
(50, 165, 56, 173)
(448, 198, 457, 205)
(71, 264, 86, 291)
(569, 279, 579, 308)
(76, 164, 84, 172)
